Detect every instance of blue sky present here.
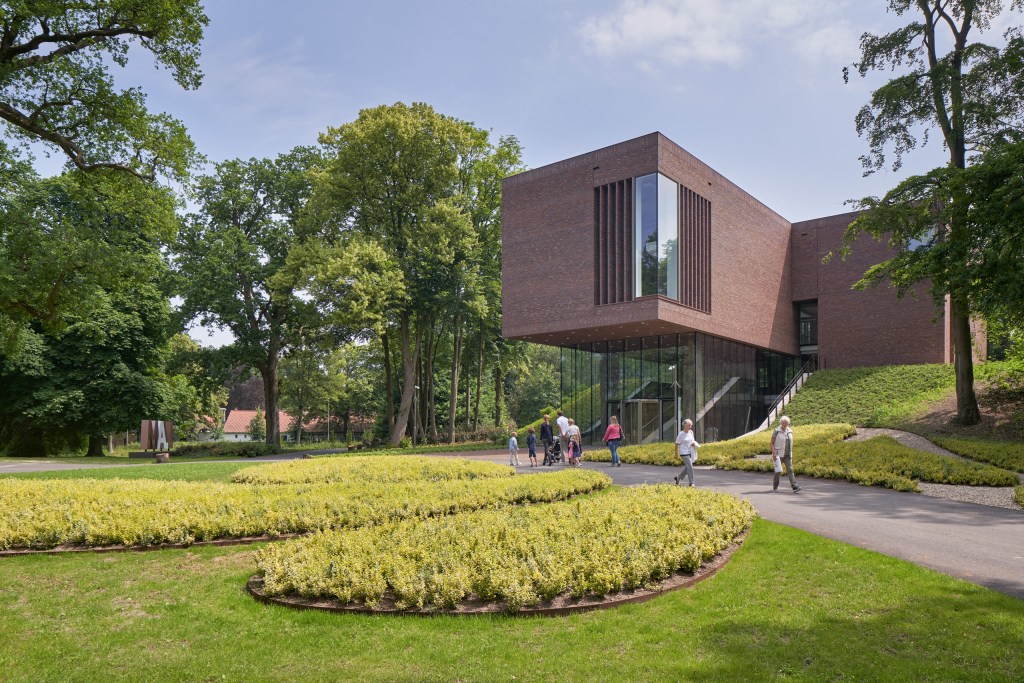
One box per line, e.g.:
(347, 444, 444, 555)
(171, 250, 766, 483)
(121, 0, 1023, 220)
(23, 1, 1024, 345)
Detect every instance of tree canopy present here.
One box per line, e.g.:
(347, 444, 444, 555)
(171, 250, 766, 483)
(0, 0, 207, 181)
(844, 0, 1024, 424)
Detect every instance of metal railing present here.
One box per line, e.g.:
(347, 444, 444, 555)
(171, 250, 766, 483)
(753, 354, 818, 433)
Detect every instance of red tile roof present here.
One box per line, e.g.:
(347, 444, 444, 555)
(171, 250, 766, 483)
(223, 409, 292, 434)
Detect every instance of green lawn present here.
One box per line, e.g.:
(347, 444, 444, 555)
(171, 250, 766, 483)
(0, 519, 1019, 682)
(4, 461, 258, 483)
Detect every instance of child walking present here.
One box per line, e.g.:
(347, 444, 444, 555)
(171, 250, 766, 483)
(526, 427, 538, 467)
(508, 431, 521, 467)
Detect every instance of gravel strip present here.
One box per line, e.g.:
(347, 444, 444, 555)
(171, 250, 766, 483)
(917, 482, 1023, 510)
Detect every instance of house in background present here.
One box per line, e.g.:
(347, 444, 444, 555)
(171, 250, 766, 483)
(501, 132, 975, 446)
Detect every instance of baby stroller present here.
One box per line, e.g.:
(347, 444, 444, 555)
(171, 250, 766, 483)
(544, 440, 562, 466)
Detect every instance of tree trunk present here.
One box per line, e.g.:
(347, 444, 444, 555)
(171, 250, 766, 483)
(426, 323, 440, 441)
(951, 298, 981, 424)
(258, 354, 281, 449)
(382, 328, 394, 429)
(464, 340, 471, 429)
(86, 434, 106, 457)
(390, 314, 421, 446)
(448, 316, 463, 443)
(473, 333, 483, 431)
(493, 358, 503, 428)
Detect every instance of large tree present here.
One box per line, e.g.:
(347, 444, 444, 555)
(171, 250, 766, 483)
(173, 147, 321, 447)
(0, 168, 177, 337)
(313, 103, 522, 445)
(844, 0, 1024, 424)
(0, 0, 206, 181)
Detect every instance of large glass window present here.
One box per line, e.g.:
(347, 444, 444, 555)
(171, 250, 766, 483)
(634, 173, 679, 298)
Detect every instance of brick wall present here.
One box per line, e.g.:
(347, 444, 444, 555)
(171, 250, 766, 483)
(790, 212, 951, 368)
(502, 133, 797, 355)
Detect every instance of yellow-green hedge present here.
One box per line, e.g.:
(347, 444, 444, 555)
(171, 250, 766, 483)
(256, 485, 755, 612)
(584, 423, 856, 466)
(929, 436, 1024, 473)
(719, 436, 1020, 491)
(234, 456, 513, 485)
(0, 470, 611, 550)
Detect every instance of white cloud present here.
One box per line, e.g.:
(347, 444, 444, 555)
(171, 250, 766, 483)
(579, 0, 855, 68)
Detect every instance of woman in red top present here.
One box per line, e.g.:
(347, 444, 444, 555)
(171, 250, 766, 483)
(602, 416, 623, 467)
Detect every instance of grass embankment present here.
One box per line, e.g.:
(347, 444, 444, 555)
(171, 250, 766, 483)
(0, 519, 1020, 681)
(781, 364, 955, 427)
(257, 486, 754, 611)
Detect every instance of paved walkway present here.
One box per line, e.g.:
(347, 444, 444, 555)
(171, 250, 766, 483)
(3, 445, 1022, 599)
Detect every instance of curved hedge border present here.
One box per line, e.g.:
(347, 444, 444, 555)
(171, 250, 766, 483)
(718, 436, 1019, 491)
(254, 485, 755, 613)
(583, 423, 856, 466)
(246, 530, 745, 617)
(0, 469, 611, 551)
(233, 456, 513, 485)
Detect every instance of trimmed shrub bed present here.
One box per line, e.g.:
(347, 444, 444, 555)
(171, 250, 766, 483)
(173, 442, 277, 458)
(719, 436, 1020, 491)
(928, 436, 1024, 473)
(583, 423, 856, 466)
(233, 456, 513, 485)
(0, 469, 611, 550)
(255, 485, 755, 612)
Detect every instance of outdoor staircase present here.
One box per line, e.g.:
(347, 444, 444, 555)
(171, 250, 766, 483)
(744, 355, 817, 436)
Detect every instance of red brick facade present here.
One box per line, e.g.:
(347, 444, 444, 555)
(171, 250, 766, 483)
(502, 133, 961, 368)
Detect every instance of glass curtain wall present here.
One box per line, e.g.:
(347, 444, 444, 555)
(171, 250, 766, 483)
(634, 173, 680, 299)
(560, 334, 799, 445)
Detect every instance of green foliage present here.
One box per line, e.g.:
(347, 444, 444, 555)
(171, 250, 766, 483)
(719, 436, 1019, 490)
(1016, 485, 1024, 506)
(0, 465, 610, 550)
(247, 407, 267, 443)
(585, 424, 856, 466)
(257, 485, 754, 611)
(929, 436, 1024, 472)
(173, 147, 324, 445)
(172, 442, 276, 459)
(0, 0, 207, 181)
(780, 364, 955, 427)
(0, 170, 179, 333)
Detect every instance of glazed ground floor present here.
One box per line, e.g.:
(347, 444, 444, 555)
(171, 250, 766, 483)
(559, 332, 801, 446)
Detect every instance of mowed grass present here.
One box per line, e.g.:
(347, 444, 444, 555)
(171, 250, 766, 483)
(0, 519, 1020, 682)
(3, 461, 259, 483)
(783, 364, 955, 427)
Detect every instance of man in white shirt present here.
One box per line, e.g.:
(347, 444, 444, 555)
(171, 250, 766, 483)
(555, 410, 570, 464)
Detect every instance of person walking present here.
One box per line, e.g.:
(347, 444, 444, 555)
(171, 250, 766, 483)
(540, 414, 555, 465)
(526, 427, 538, 467)
(771, 416, 801, 492)
(508, 431, 521, 467)
(673, 419, 699, 486)
(602, 415, 623, 467)
(566, 418, 582, 467)
(556, 410, 570, 463)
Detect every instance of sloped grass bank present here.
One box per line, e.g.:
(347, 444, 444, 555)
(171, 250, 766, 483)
(782, 364, 955, 427)
(0, 469, 610, 551)
(255, 486, 754, 612)
(0, 520, 1021, 681)
(719, 436, 1019, 491)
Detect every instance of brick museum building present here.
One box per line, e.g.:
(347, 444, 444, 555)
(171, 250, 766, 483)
(501, 133, 968, 446)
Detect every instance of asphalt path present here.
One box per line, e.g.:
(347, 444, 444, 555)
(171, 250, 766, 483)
(3, 451, 1022, 599)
